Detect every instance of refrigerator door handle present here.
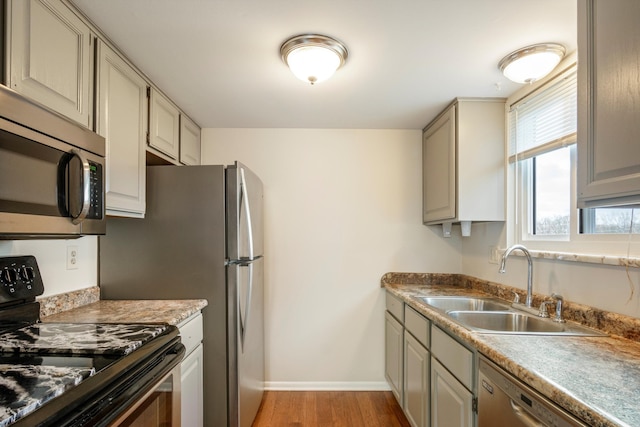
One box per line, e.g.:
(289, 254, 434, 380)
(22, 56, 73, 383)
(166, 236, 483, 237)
(239, 168, 254, 260)
(239, 262, 254, 353)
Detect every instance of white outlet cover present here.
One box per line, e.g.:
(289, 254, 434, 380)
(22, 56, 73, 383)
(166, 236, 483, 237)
(67, 245, 79, 270)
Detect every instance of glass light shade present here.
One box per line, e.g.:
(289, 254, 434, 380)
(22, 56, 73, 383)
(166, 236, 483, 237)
(499, 43, 566, 84)
(285, 46, 341, 85)
(280, 34, 348, 85)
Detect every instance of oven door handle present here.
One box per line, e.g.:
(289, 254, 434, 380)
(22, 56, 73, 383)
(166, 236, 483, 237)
(509, 399, 545, 427)
(68, 149, 91, 225)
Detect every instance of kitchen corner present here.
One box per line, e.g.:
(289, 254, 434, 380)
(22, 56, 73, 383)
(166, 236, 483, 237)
(383, 272, 640, 427)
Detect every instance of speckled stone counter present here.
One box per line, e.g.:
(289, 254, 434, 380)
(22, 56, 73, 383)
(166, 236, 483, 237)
(37, 286, 100, 319)
(42, 299, 208, 326)
(382, 273, 640, 427)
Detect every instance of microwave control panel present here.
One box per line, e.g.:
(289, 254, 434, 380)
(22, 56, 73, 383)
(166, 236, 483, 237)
(88, 161, 103, 219)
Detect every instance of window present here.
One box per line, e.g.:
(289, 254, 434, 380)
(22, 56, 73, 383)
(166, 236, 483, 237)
(509, 62, 639, 255)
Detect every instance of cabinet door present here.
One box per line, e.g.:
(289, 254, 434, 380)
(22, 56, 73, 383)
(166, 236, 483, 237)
(404, 331, 430, 427)
(96, 41, 148, 217)
(149, 88, 180, 160)
(431, 358, 473, 427)
(9, 0, 93, 127)
(577, 0, 640, 207)
(180, 114, 202, 165)
(181, 344, 204, 427)
(423, 105, 456, 224)
(385, 311, 403, 404)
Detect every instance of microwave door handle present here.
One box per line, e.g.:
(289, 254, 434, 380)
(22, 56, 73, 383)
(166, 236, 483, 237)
(70, 149, 91, 225)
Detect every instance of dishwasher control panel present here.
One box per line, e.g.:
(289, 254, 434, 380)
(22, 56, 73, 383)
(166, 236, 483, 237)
(478, 356, 588, 427)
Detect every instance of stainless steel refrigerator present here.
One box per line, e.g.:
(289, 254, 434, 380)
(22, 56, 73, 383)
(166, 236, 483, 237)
(99, 162, 264, 427)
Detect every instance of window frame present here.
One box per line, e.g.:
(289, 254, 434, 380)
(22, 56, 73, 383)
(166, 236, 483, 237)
(507, 55, 640, 258)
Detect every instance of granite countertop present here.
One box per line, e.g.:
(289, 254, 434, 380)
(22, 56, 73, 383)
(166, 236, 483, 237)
(0, 365, 95, 427)
(42, 299, 208, 326)
(383, 276, 640, 427)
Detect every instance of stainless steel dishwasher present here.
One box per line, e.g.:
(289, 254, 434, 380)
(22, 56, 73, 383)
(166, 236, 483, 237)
(478, 356, 588, 427)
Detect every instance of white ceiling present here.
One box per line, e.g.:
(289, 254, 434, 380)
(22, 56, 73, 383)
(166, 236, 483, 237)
(71, 0, 577, 130)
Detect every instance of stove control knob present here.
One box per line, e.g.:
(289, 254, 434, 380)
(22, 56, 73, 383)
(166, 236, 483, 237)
(18, 266, 35, 283)
(1, 267, 17, 285)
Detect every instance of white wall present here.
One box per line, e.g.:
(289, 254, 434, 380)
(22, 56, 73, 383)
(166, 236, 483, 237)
(202, 128, 461, 389)
(0, 237, 98, 297)
(461, 222, 640, 318)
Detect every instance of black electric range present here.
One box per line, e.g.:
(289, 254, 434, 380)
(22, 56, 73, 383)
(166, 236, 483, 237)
(0, 256, 184, 427)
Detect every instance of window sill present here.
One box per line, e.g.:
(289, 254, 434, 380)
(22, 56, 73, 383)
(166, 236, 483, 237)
(505, 249, 640, 269)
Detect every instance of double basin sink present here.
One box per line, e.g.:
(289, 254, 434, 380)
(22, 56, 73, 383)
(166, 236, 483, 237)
(417, 296, 606, 336)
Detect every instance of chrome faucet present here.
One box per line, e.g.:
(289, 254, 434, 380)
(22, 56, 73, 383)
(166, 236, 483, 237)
(499, 244, 534, 308)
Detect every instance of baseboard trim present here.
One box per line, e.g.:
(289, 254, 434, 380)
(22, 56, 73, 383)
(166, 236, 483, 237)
(265, 381, 392, 391)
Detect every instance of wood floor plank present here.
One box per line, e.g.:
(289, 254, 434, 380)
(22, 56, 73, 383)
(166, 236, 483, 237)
(252, 391, 410, 427)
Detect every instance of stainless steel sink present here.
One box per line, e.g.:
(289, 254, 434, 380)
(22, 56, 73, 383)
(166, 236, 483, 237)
(417, 296, 511, 313)
(447, 311, 607, 336)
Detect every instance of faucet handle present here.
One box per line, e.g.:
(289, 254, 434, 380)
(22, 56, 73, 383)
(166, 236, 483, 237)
(538, 300, 553, 318)
(511, 290, 520, 304)
(551, 294, 566, 323)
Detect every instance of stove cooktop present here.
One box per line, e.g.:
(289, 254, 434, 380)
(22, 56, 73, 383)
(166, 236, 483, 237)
(0, 323, 168, 356)
(0, 323, 170, 426)
(0, 364, 95, 427)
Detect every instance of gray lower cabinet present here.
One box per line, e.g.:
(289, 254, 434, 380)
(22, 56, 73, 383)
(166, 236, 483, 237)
(385, 291, 477, 427)
(404, 331, 430, 427)
(385, 292, 404, 403)
(431, 359, 473, 427)
(385, 311, 404, 403)
(430, 325, 474, 427)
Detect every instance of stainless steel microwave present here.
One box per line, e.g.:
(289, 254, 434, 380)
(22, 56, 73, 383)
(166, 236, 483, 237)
(0, 85, 106, 238)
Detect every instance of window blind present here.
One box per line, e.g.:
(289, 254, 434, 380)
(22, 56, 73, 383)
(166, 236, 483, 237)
(508, 65, 577, 163)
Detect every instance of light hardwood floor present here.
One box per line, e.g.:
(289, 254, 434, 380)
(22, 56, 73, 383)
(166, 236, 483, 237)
(252, 391, 411, 427)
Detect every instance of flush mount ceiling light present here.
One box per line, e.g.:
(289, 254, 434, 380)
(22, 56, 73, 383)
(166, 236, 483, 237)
(280, 34, 348, 85)
(498, 43, 566, 84)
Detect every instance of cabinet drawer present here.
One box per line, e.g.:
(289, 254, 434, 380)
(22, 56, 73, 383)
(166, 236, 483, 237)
(430, 325, 473, 390)
(178, 312, 203, 356)
(405, 306, 430, 348)
(386, 292, 404, 322)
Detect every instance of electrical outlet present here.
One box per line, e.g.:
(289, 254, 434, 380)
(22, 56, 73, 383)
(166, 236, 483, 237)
(67, 245, 79, 270)
(489, 246, 501, 264)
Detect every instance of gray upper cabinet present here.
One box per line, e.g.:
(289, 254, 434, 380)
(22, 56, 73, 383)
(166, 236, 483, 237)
(7, 0, 93, 128)
(96, 40, 148, 218)
(422, 98, 505, 230)
(577, 0, 640, 207)
(149, 88, 181, 161)
(180, 114, 202, 166)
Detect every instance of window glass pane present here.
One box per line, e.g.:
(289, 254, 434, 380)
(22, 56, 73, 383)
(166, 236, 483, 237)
(533, 147, 570, 235)
(584, 208, 640, 234)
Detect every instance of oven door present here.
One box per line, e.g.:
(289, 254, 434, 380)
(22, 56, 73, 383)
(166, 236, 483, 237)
(108, 363, 181, 427)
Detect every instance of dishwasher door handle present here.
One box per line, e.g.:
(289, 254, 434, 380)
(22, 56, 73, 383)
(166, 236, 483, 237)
(509, 399, 545, 427)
